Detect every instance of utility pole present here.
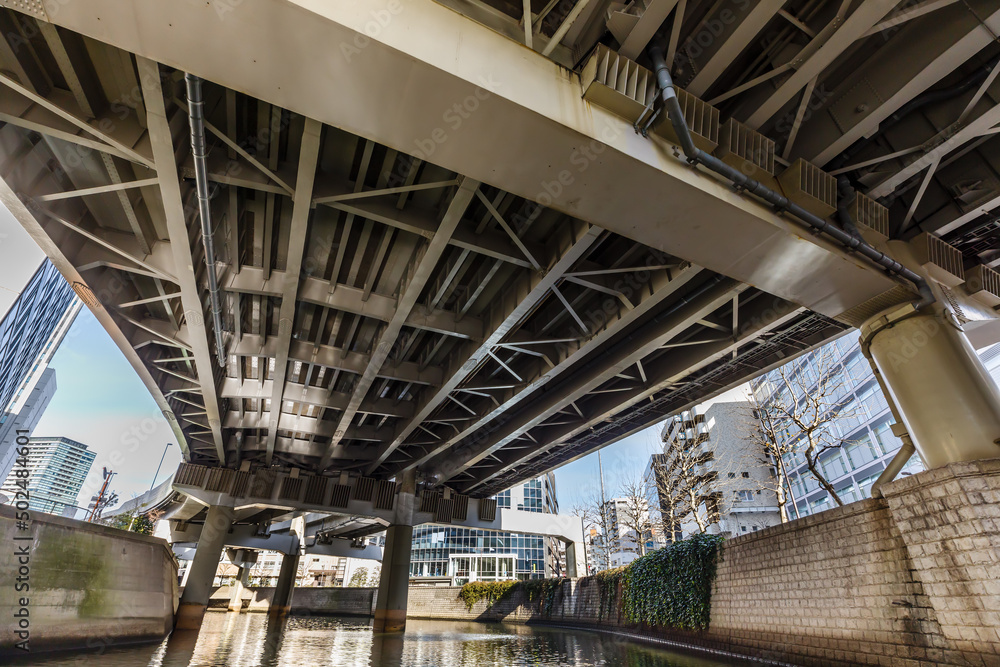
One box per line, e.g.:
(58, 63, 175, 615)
(598, 450, 609, 570)
(88, 467, 116, 522)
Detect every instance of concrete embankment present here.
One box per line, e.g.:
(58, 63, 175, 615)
(0, 505, 177, 656)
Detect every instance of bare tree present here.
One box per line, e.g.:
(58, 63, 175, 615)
(744, 398, 800, 522)
(571, 491, 614, 572)
(348, 567, 369, 587)
(751, 348, 860, 509)
(649, 408, 767, 538)
(616, 471, 653, 556)
(649, 432, 719, 536)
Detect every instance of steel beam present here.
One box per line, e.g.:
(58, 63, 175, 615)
(231, 334, 444, 386)
(319, 178, 479, 469)
(25, 0, 903, 320)
(745, 1, 897, 130)
(465, 298, 806, 493)
(800, 1, 1000, 165)
(264, 118, 323, 464)
(138, 56, 226, 462)
(427, 277, 746, 483)
(867, 104, 1000, 199)
(618, 0, 680, 60)
(391, 263, 704, 475)
(367, 221, 601, 473)
(0, 71, 154, 168)
(220, 377, 414, 419)
(226, 268, 483, 340)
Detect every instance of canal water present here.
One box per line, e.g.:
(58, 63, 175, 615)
(13, 614, 765, 666)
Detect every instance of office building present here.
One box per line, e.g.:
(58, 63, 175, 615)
(409, 473, 561, 584)
(648, 400, 782, 541)
(0, 298, 81, 483)
(0, 260, 76, 413)
(1, 436, 95, 516)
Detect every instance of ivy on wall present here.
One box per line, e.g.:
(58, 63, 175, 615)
(520, 577, 566, 617)
(456, 534, 724, 631)
(592, 567, 626, 621)
(620, 534, 724, 631)
(583, 534, 724, 631)
(457, 578, 567, 615)
(458, 580, 518, 611)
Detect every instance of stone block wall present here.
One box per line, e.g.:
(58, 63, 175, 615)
(0, 505, 177, 657)
(882, 459, 1000, 660)
(706, 498, 955, 665)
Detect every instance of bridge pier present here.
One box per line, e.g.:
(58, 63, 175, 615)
(373, 471, 417, 633)
(862, 305, 1000, 469)
(269, 552, 301, 617)
(269, 516, 304, 617)
(228, 566, 249, 613)
(176, 504, 234, 630)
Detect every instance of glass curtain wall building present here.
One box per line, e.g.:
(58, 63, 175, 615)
(0, 261, 76, 413)
(410, 473, 559, 582)
(1, 436, 95, 515)
(750, 335, 924, 518)
(0, 298, 81, 484)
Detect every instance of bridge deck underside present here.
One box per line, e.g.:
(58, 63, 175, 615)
(38, 4, 1000, 497)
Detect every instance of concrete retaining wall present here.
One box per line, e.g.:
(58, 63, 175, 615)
(0, 504, 178, 656)
(209, 585, 376, 615)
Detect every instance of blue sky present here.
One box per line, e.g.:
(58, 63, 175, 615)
(552, 426, 663, 512)
(34, 308, 182, 509)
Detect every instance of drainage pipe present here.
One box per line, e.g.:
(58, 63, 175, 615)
(646, 46, 935, 310)
(864, 347, 917, 498)
(185, 73, 227, 367)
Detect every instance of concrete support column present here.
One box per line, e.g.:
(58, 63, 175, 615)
(564, 541, 586, 578)
(268, 551, 300, 617)
(269, 516, 304, 617)
(373, 470, 416, 633)
(228, 566, 249, 612)
(176, 504, 234, 630)
(861, 306, 1000, 468)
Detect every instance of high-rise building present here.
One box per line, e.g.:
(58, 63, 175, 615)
(0, 369, 56, 489)
(0, 260, 76, 413)
(409, 473, 561, 584)
(0, 298, 81, 483)
(1, 436, 95, 516)
(982, 343, 1000, 386)
(648, 401, 783, 542)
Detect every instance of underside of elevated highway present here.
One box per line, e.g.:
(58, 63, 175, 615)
(2, 0, 1000, 645)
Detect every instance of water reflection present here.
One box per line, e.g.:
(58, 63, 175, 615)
(15, 614, 762, 666)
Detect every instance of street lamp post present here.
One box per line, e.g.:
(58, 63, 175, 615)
(149, 442, 174, 492)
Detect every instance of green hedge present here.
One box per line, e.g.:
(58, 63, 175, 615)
(589, 534, 724, 631)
